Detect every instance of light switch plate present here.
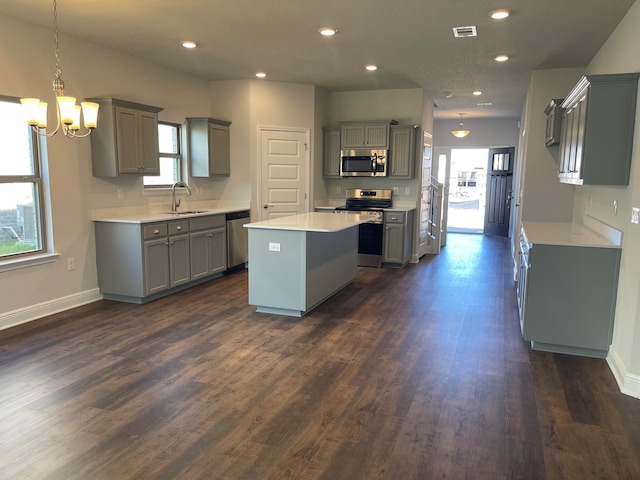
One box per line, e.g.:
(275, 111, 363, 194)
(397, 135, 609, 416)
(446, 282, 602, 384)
(632, 207, 639, 225)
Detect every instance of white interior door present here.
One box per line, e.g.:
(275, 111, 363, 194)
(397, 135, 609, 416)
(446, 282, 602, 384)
(259, 128, 309, 220)
(417, 132, 433, 257)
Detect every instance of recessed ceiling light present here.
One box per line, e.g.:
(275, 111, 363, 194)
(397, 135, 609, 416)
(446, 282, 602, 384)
(365, 64, 378, 71)
(182, 41, 197, 49)
(444, 91, 454, 98)
(255, 72, 267, 78)
(490, 9, 510, 20)
(477, 102, 493, 106)
(472, 90, 482, 96)
(319, 27, 338, 36)
(494, 54, 509, 62)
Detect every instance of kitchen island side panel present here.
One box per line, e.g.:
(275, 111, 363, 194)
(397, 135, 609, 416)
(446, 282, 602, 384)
(247, 229, 307, 312)
(305, 228, 358, 309)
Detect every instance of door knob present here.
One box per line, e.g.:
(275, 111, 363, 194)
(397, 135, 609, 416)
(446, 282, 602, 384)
(263, 204, 273, 209)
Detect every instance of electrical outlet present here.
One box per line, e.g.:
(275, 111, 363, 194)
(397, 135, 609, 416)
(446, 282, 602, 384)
(67, 257, 75, 271)
(336, 186, 342, 194)
(405, 187, 411, 195)
(393, 187, 399, 195)
(614, 200, 618, 216)
(632, 207, 639, 225)
(268, 242, 281, 252)
(117, 188, 123, 200)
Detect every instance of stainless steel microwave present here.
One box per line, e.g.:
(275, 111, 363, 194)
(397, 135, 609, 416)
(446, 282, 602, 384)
(340, 149, 388, 177)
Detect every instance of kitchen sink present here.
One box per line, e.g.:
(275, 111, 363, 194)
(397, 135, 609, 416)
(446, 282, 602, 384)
(162, 210, 210, 215)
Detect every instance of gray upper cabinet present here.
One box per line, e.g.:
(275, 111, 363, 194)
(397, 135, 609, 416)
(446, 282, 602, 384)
(187, 117, 231, 177)
(323, 128, 341, 178)
(544, 98, 564, 146)
(558, 73, 639, 185)
(88, 98, 163, 177)
(389, 125, 416, 178)
(340, 121, 393, 149)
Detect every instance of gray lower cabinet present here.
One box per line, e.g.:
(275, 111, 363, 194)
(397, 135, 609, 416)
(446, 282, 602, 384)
(189, 215, 226, 280)
(95, 214, 226, 303)
(389, 125, 416, 178)
(519, 225, 621, 358)
(383, 211, 414, 266)
(168, 221, 191, 287)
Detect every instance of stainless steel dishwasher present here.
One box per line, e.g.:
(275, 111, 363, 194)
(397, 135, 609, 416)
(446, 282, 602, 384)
(226, 210, 250, 270)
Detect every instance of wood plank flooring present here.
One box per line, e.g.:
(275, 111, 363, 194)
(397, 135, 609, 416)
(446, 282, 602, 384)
(1, 233, 640, 479)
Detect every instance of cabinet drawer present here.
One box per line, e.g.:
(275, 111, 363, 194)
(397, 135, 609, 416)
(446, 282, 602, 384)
(385, 212, 405, 224)
(143, 223, 168, 239)
(189, 214, 225, 232)
(168, 220, 190, 235)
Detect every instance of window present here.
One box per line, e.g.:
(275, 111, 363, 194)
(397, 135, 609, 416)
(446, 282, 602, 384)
(0, 96, 46, 260)
(143, 122, 183, 187)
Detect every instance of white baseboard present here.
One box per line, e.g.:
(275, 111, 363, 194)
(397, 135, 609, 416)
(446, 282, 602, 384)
(0, 289, 103, 332)
(607, 347, 640, 399)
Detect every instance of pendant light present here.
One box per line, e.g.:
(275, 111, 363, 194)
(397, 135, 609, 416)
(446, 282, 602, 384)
(451, 113, 470, 138)
(20, 0, 99, 138)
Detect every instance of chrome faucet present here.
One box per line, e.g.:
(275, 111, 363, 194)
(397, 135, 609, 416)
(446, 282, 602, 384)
(171, 181, 192, 212)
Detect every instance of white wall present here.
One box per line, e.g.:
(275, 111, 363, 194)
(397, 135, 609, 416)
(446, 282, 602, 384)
(517, 69, 583, 223)
(433, 118, 520, 149)
(572, 0, 640, 395)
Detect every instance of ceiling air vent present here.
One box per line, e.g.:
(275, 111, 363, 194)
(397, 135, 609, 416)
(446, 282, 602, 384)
(453, 26, 477, 38)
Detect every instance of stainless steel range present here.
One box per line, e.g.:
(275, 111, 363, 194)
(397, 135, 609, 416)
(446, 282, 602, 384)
(334, 188, 392, 267)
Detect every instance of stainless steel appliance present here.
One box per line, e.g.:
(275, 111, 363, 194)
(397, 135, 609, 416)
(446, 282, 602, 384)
(226, 210, 249, 270)
(340, 149, 388, 177)
(335, 188, 392, 267)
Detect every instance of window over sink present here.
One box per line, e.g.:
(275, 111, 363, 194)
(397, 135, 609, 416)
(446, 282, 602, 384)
(143, 121, 183, 188)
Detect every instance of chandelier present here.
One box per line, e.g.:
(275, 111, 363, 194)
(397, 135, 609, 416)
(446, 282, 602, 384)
(451, 113, 470, 138)
(20, 0, 99, 138)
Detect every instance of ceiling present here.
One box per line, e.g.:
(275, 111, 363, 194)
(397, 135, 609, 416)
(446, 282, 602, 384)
(1, 0, 635, 119)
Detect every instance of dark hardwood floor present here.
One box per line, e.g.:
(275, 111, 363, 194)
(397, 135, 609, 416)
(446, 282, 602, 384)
(1, 233, 640, 479)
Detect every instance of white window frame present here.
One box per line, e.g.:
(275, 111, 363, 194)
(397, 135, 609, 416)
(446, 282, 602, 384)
(143, 121, 184, 190)
(0, 95, 57, 272)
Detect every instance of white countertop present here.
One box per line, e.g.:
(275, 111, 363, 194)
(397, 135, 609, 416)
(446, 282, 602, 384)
(245, 212, 372, 232)
(522, 221, 621, 248)
(314, 200, 416, 213)
(93, 206, 249, 224)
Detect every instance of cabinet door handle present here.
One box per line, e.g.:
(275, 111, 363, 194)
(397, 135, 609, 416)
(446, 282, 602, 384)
(153, 228, 160, 234)
(177, 225, 182, 230)
(263, 204, 273, 209)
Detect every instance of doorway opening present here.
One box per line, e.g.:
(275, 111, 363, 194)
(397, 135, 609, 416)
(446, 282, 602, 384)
(447, 149, 488, 234)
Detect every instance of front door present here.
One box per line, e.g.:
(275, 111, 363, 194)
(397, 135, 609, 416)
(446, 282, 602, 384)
(259, 128, 309, 220)
(484, 147, 514, 237)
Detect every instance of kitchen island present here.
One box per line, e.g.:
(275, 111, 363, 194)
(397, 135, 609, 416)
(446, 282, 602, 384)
(245, 212, 371, 317)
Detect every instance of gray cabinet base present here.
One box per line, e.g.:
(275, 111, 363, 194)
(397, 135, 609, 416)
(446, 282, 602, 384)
(530, 341, 608, 359)
(102, 272, 223, 304)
